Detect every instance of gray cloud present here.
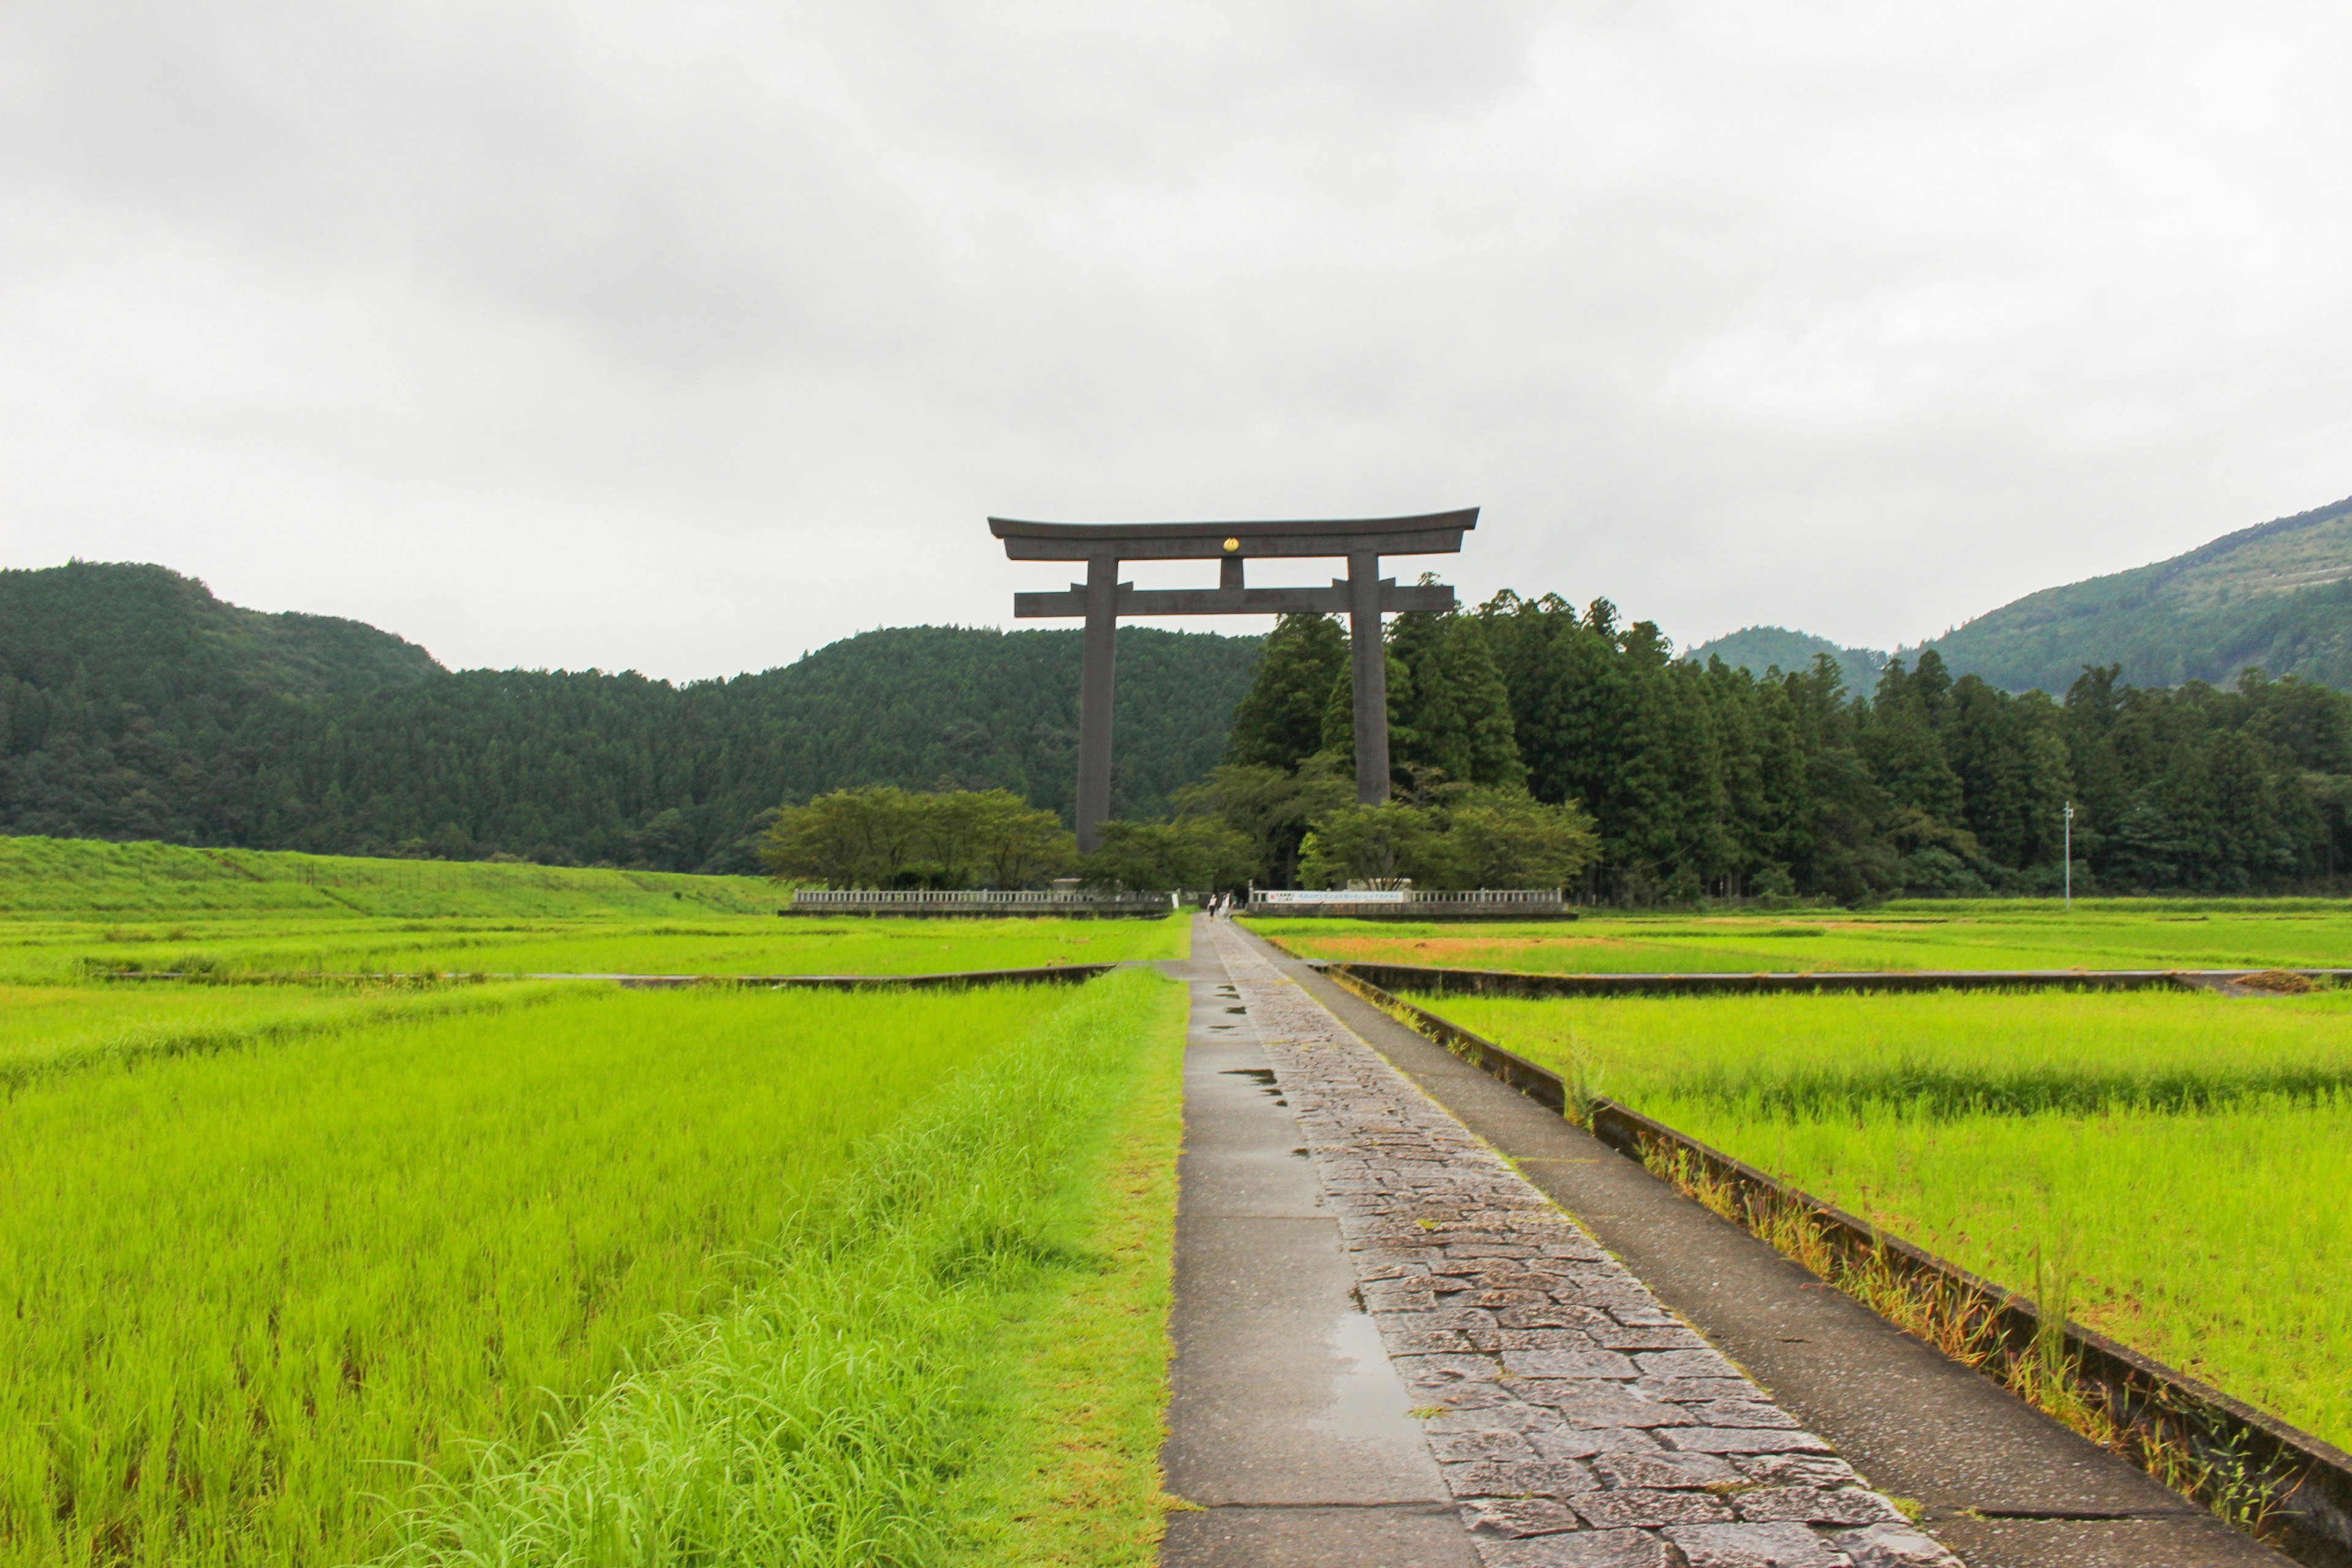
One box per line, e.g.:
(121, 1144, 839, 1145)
(2, 0, 2347, 679)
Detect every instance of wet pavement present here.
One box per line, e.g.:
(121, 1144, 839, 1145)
(1159, 918, 1966, 1568)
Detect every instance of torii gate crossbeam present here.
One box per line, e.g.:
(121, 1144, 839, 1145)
(989, 509, 1478, 853)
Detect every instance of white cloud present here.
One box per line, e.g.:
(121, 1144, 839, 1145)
(2, 0, 2347, 677)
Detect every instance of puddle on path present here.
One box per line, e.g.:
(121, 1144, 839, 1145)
(1305, 1306, 1422, 1444)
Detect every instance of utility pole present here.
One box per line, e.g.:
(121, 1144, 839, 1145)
(2063, 801, 2075, 912)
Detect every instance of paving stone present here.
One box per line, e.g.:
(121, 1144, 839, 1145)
(1396, 1352, 1508, 1385)
(1585, 1322, 1713, 1351)
(1474, 1529, 1680, 1567)
(1637, 1349, 1745, 1380)
(1498, 1305, 1602, 1329)
(1574, 1487, 1738, 1528)
(1665, 1521, 1852, 1567)
(1645, 1376, 1763, 1403)
(1502, 1348, 1641, 1379)
(1431, 1428, 1541, 1463)
(1422, 1306, 1506, 1330)
(1735, 1454, 1864, 1489)
(1495, 1328, 1609, 1351)
(1528, 1427, 1665, 1460)
(1835, 1521, 1966, 1567)
(1734, 1486, 1905, 1526)
(1591, 1450, 1744, 1490)
(1365, 1285, 1442, 1311)
(1463, 1497, 1585, 1537)
(1444, 1458, 1601, 1497)
(1517, 1382, 1694, 1426)
(1674, 1399, 1803, 1429)
(1660, 1427, 1836, 1455)
(1425, 1381, 1525, 1411)
(1427, 1400, 1564, 1435)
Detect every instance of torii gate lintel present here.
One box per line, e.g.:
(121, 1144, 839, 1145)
(990, 509, 1479, 854)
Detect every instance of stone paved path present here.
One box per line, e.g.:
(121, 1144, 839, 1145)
(1202, 921, 1964, 1568)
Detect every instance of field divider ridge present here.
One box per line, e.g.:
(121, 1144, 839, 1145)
(90, 964, 1120, 989)
(1294, 957, 2352, 999)
(1313, 959, 2352, 1566)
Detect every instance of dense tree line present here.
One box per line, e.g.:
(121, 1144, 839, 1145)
(1214, 596, 2352, 900)
(1, 564, 1259, 872)
(14, 561, 2352, 900)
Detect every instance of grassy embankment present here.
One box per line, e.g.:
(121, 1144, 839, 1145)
(0, 834, 1191, 1566)
(1254, 899, 2352, 974)
(0, 835, 1187, 983)
(1415, 987, 2352, 1450)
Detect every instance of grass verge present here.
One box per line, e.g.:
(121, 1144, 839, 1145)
(944, 973, 1185, 1567)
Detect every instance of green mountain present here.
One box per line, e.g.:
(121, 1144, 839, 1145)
(1923, 493, 2352, 693)
(0, 563, 1262, 870)
(0, 559, 442, 701)
(1683, 625, 1888, 686)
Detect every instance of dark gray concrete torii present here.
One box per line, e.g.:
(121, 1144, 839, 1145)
(989, 509, 1478, 853)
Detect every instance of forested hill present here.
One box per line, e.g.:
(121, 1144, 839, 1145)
(1, 560, 443, 699)
(1683, 625, 1888, 684)
(0, 562, 1262, 870)
(1922, 492, 2352, 692)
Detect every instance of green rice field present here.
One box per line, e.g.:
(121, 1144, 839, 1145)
(1255, 899, 2352, 974)
(0, 835, 1192, 1567)
(1414, 987, 2352, 1449)
(0, 836, 1187, 984)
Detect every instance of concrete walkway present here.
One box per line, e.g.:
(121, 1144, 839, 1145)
(1230, 921, 2289, 1568)
(1160, 918, 1964, 1568)
(1158, 931, 1476, 1566)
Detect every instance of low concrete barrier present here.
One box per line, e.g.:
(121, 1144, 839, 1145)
(785, 889, 1177, 918)
(1316, 957, 2352, 998)
(1247, 888, 1571, 921)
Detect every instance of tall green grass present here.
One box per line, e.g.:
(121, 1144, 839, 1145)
(374, 970, 1184, 1567)
(0, 981, 555, 1091)
(0, 982, 1143, 1566)
(0, 836, 778, 919)
(1264, 901, 2352, 975)
(1423, 988, 2352, 1118)
(1694, 1096, 2352, 1449)
(1428, 988, 2352, 1449)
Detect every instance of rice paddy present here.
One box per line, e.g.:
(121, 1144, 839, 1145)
(0, 836, 1191, 1567)
(0, 836, 1188, 985)
(1415, 986, 2352, 1449)
(1254, 899, 2352, 975)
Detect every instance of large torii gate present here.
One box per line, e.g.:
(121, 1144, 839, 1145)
(989, 508, 1479, 852)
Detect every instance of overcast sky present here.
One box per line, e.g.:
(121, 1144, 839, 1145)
(4, 2, 2348, 680)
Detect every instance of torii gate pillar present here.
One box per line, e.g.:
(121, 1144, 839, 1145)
(990, 509, 1479, 853)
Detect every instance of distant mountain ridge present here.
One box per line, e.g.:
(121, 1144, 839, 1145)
(1918, 492, 2352, 692)
(0, 562, 1261, 870)
(1689, 492, 2352, 696)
